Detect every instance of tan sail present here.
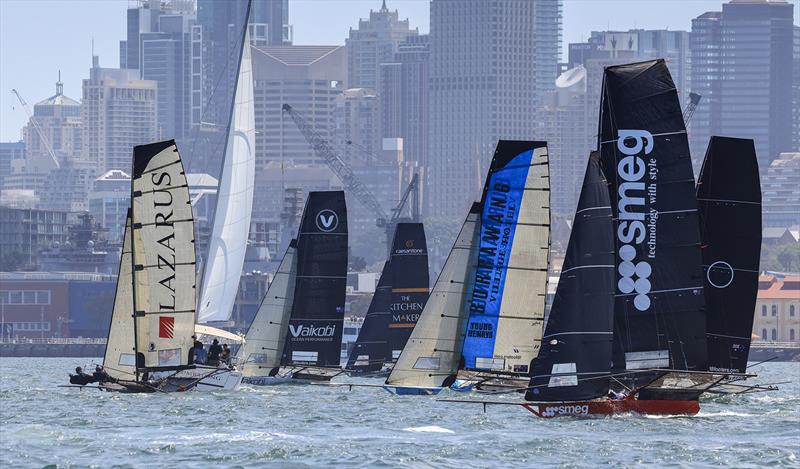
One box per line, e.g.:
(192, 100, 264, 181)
(238, 241, 298, 377)
(102, 212, 136, 380)
(386, 204, 481, 388)
(131, 140, 196, 370)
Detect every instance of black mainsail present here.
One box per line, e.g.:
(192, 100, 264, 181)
(697, 136, 762, 373)
(526, 152, 615, 401)
(281, 191, 348, 369)
(345, 262, 393, 372)
(598, 60, 707, 380)
(346, 222, 429, 372)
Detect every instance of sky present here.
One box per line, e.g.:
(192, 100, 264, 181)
(1, 0, 798, 141)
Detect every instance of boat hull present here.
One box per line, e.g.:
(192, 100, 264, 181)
(522, 398, 699, 418)
(241, 374, 294, 386)
(383, 386, 443, 396)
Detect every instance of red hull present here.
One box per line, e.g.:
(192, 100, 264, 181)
(522, 398, 699, 418)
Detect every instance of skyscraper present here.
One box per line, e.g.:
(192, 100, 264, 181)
(428, 0, 562, 218)
(23, 75, 82, 170)
(691, 0, 795, 169)
(346, 1, 419, 92)
(82, 56, 158, 173)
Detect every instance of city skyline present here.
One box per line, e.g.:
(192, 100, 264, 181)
(2, 0, 785, 140)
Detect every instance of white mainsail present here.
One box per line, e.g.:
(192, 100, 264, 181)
(238, 241, 298, 377)
(103, 212, 136, 380)
(197, 28, 256, 323)
(385, 205, 481, 388)
(131, 140, 197, 369)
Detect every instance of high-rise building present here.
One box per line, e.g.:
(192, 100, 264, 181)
(140, 12, 195, 142)
(533, 0, 563, 109)
(380, 34, 429, 177)
(120, 0, 195, 71)
(82, 56, 158, 173)
(22, 76, 82, 171)
(428, 0, 562, 218)
(0, 142, 25, 191)
(762, 152, 800, 228)
(346, 1, 418, 92)
(334, 88, 382, 162)
(250, 45, 346, 170)
(88, 170, 131, 243)
(793, 25, 799, 151)
(691, 0, 795, 170)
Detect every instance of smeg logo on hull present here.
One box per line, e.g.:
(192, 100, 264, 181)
(316, 209, 339, 232)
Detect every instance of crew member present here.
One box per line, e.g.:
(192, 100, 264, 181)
(220, 344, 231, 365)
(93, 365, 113, 383)
(69, 366, 94, 386)
(208, 339, 222, 366)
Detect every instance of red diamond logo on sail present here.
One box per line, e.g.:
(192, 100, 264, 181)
(159, 316, 175, 338)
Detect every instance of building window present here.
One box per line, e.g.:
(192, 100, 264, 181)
(771, 305, 777, 317)
(791, 329, 796, 341)
(771, 329, 777, 341)
(761, 305, 767, 316)
(762, 328, 767, 340)
(791, 305, 796, 317)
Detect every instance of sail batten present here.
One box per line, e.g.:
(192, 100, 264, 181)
(130, 140, 196, 371)
(697, 136, 761, 373)
(196, 26, 256, 324)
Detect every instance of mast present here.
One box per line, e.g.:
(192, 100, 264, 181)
(197, 0, 256, 323)
(281, 191, 348, 368)
(527, 152, 615, 401)
(597, 60, 707, 385)
(697, 136, 761, 373)
(461, 140, 550, 375)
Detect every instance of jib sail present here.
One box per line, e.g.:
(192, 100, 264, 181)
(103, 210, 136, 380)
(386, 223, 430, 360)
(697, 136, 761, 373)
(462, 141, 550, 374)
(527, 152, 615, 401)
(346, 262, 393, 372)
(238, 240, 298, 377)
(598, 60, 707, 378)
(282, 191, 348, 368)
(130, 140, 196, 371)
(386, 204, 481, 388)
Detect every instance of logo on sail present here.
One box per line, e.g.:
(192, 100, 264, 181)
(158, 316, 175, 338)
(615, 130, 654, 312)
(289, 324, 336, 338)
(316, 209, 338, 232)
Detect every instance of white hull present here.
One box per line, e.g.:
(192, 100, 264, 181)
(154, 366, 243, 391)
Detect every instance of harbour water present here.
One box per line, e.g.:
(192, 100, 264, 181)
(1, 357, 798, 467)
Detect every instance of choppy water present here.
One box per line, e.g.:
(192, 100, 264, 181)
(1, 358, 798, 468)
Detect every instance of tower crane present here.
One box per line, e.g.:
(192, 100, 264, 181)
(281, 103, 420, 253)
(682, 92, 702, 127)
(10, 89, 60, 169)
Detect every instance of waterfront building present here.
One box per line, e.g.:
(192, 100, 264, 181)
(346, 1, 418, 92)
(82, 56, 158, 174)
(0, 207, 69, 271)
(691, 0, 795, 170)
(428, 0, 562, 217)
(753, 274, 800, 343)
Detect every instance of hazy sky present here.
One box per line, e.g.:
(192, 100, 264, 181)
(1, 0, 797, 141)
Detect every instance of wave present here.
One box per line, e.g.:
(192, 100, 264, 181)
(403, 426, 455, 434)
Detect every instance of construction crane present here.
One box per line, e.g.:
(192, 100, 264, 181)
(281, 103, 420, 252)
(683, 92, 702, 126)
(10, 89, 60, 169)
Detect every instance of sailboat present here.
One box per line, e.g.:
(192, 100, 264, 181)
(236, 191, 348, 384)
(697, 136, 762, 374)
(91, 141, 241, 392)
(345, 222, 429, 376)
(384, 140, 550, 395)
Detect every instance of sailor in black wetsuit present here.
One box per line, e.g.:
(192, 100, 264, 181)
(69, 367, 95, 386)
(207, 339, 222, 367)
(93, 365, 114, 383)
